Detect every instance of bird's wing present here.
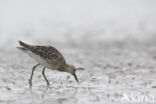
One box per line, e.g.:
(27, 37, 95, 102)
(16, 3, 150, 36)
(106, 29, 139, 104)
(30, 46, 64, 61)
(18, 41, 66, 64)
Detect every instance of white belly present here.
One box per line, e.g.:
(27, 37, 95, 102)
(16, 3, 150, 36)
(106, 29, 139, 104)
(27, 51, 57, 69)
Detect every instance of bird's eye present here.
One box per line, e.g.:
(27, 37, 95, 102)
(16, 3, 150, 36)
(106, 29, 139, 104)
(74, 68, 76, 71)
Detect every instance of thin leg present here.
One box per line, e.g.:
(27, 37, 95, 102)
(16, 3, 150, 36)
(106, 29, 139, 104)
(29, 64, 40, 87)
(42, 67, 49, 86)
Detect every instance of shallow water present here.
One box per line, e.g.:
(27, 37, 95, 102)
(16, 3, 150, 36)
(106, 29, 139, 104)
(0, 40, 156, 104)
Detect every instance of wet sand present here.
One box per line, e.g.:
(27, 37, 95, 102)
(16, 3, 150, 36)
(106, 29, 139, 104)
(0, 40, 156, 104)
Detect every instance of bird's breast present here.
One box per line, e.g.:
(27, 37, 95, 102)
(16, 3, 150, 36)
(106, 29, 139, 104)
(27, 51, 61, 70)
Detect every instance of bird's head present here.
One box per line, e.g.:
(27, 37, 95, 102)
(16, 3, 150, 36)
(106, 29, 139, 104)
(64, 64, 79, 82)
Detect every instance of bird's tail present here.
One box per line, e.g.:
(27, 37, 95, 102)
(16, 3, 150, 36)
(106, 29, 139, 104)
(18, 41, 31, 49)
(17, 47, 28, 51)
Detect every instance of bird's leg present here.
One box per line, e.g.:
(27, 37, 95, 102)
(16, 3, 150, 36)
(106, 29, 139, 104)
(29, 64, 40, 88)
(42, 67, 50, 86)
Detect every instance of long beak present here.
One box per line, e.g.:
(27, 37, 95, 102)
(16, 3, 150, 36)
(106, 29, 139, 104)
(73, 73, 79, 83)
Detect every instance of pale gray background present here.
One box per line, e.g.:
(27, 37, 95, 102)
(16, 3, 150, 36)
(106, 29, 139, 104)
(0, 0, 156, 104)
(0, 0, 156, 44)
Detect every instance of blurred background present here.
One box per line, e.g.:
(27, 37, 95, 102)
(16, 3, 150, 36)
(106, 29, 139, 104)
(0, 1, 156, 104)
(0, 0, 156, 45)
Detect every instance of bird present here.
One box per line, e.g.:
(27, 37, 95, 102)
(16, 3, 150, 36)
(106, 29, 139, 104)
(17, 41, 79, 87)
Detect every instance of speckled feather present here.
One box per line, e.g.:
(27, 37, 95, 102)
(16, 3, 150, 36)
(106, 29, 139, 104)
(31, 46, 60, 59)
(19, 41, 65, 62)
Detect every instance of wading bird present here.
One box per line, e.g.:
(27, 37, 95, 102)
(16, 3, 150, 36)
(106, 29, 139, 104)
(17, 41, 79, 87)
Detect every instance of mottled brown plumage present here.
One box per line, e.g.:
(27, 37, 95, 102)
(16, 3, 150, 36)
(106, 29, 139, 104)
(31, 46, 60, 59)
(17, 41, 78, 87)
(19, 41, 63, 60)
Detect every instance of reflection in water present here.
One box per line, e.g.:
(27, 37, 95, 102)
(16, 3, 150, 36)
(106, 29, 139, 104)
(29, 86, 49, 104)
(29, 87, 35, 103)
(29, 86, 78, 104)
(42, 87, 49, 104)
(55, 87, 78, 104)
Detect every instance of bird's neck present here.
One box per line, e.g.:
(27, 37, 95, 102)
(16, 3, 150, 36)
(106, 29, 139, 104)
(58, 64, 69, 72)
